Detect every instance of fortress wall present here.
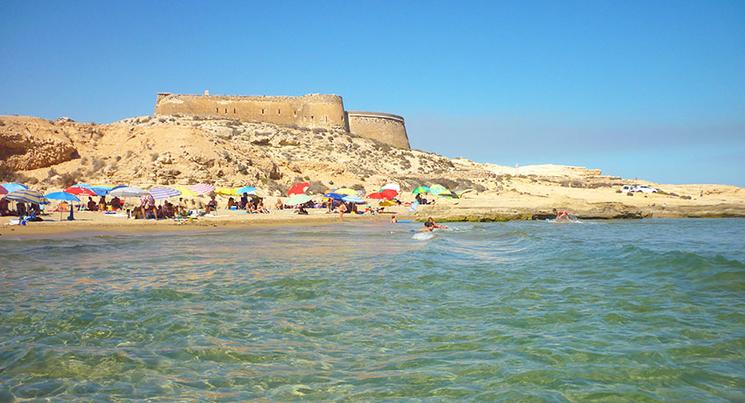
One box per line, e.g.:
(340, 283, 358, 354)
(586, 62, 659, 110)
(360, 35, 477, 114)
(154, 93, 347, 130)
(347, 111, 410, 149)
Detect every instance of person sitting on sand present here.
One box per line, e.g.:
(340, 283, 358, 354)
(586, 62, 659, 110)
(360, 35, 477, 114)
(110, 196, 122, 210)
(275, 198, 284, 210)
(296, 204, 309, 215)
(98, 196, 107, 211)
(0, 197, 10, 216)
(87, 197, 97, 211)
(257, 199, 269, 214)
(227, 197, 236, 210)
(207, 196, 217, 213)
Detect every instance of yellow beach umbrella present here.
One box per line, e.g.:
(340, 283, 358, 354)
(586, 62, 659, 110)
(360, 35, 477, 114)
(216, 187, 238, 196)
(172, 185, 198, 198)
(334, 188, 358, 196)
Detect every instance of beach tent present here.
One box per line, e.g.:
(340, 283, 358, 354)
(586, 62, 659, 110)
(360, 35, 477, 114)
(235, 186, 257, 195)
(5, 189, 48, 204)
(109, 186, 148, 198)
(284, 194, 312, 205)
(190, 183, 215, 195)
(334, 188, 358, 196)
(381, 183, 401, 193)
(342, 196, 365, 204)
(412, 186, 430, 195)
(0, 183, 28, 193)
(45, 191, 80, 220)
(148, 186, 181, 200)
(324, 192, 346, 201)
(287, 182, 310, 196)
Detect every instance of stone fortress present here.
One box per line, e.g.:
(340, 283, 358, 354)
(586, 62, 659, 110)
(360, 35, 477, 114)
(154, 92, 410, 149)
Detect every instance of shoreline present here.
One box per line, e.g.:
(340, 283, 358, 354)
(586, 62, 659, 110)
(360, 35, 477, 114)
(2, 207, 744, 239)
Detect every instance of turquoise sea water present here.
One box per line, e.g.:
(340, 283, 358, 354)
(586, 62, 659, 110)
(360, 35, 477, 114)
(1, 219, 745, 401)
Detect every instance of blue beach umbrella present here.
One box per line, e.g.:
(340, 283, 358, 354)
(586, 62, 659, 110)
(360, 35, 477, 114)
(0, 183, 28, 193)
(236, 186, 257, 195)
(324, 192, 345, 201)
(46, 191, 81, 220)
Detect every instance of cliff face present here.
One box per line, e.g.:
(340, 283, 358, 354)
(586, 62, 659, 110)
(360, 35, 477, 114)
(0, 116, 79, 171)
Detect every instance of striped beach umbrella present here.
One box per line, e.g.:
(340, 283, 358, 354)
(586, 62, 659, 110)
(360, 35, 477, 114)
(148, 186, 181, 200)
(5, 189, 48, 204)
(0, 183, 28, 193)
(190, 183, 215, 195)
(109, 186, 148, 198)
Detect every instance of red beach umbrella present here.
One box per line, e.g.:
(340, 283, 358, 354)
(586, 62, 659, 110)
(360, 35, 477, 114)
(287, 182, 310, 196)
(0, 185, 7, 195)
(65, 186, 98, 197)
(380, 189, 398, 200)
(367, 192, 386, 199)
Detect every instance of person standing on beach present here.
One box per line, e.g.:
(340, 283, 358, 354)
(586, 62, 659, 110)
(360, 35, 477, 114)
(338, 201, 347, 221)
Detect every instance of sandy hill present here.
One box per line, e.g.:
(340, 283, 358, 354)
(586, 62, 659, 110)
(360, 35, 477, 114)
(1, 114, 744, 219)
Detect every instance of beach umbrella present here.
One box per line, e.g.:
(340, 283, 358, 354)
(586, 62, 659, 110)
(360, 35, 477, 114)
(430, 184, 456, 197)
(334, 188, 358, 196)
(284, 194, 312, 205)
(190, 183, 215, 195)
(172, 185, 198, 198)
(148, 186, 181, 200)
(324, 192, 346, 201)
(65, 186, 98, 197)
(366, 192, 386, 199)
(235, 185, 257, 195)
(45, 191, 80, 202)
(5, 189, 48, 204)
(342, 196, 365, 204)
(0, 183, 28, 193)
(216, 187, 238, 196)
(0, 185, 6, 195)
(412, 186, 430, 195)
(73, 183, 120, 196)
(109, 186, 148, 198)
(287, 182, 310, 196)
(46, 191, 81, 221)
(380, 189, 398, 199)
(381, 183, 401, 193)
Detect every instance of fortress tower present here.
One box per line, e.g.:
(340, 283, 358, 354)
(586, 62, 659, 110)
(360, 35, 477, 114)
(154, 92, 411, 149)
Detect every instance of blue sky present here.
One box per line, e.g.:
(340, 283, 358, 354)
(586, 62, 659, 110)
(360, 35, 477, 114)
(1, 1, 744, 185)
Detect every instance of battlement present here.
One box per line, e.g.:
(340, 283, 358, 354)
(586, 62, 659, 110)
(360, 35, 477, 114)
(154, 92, 410, 149)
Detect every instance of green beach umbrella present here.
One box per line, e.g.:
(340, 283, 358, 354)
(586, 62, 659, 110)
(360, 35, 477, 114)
(412, 186, 430, 195)
(284, 194, 312, 206)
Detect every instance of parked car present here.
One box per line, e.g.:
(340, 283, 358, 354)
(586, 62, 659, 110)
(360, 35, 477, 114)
(634, 185, 658, 193)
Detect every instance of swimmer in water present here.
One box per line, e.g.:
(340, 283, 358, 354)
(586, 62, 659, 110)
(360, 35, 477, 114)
(553, 208, 571, 222)
(390, 215, 398, 223)
(422, 216, 447, 231)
